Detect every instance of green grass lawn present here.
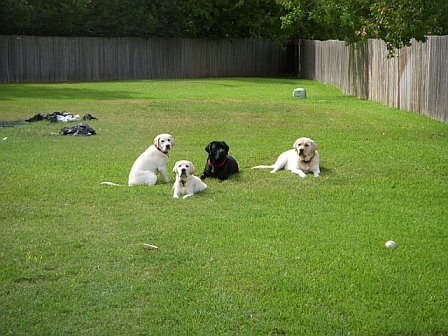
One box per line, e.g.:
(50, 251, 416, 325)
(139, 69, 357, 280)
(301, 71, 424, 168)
(1, 78, 447, 335)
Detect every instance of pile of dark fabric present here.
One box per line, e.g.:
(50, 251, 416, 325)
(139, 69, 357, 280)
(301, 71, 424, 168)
(60, 123, 96, 136)
(82, 114, 97, 120)
(25, 112, 98, 136)
(26, 112, 98, 123)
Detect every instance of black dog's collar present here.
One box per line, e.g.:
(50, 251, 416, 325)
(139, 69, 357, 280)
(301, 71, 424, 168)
(208, 158, 226, 174)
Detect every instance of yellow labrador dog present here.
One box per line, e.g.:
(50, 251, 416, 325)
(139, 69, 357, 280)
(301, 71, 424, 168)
(101, 133, 174, 186)
(253, 137, 320, 177)
(172, 160, 207, 199)
(128, 133, 174, 185)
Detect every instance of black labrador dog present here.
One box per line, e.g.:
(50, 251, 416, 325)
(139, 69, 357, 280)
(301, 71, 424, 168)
(200, 141, 239, 181)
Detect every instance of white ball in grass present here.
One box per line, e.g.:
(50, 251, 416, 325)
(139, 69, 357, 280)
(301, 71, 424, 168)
(385, 240, 397, 248)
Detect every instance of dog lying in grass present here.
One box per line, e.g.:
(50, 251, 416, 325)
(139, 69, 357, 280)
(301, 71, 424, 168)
(173, 160, 207, 199)
(253, 137, 320, 177)
(200, 141, 239, 181)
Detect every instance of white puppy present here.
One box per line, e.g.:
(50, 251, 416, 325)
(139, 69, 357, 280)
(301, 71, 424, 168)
(253, 137, 320, 177)
(127, 133, 174, 186)
(172, 160, 207, 199)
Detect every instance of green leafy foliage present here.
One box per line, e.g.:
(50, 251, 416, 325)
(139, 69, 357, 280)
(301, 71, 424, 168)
(183, 0, 283, 38)
(278, 0, 448, 56)
(1, 0, 447, 55)
(349, 0, 448, 56)
(0, 0, 284, 39)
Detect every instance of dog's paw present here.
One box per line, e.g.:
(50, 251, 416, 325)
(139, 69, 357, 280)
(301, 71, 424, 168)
(183, 194, 192, 199)
(173, 194, 180, 199)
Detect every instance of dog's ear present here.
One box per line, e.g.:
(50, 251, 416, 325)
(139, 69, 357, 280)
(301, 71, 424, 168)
(189, 162, 196, 175)
(169, 135, 174, 147)
(172, 163, 178, 174)
(204, 143, 212, 153)
(293, 138, 300, 149)
(311, 140, 317, 151)
(154, 135, 160, 148)
(221, 141, 230, 153)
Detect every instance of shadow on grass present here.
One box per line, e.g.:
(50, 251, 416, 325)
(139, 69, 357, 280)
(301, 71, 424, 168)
(0, 85, 138, 101)
(173, 77, 306, 87)
(226, 77, 306, 86)
(0, 120, 25, 127)
(319, 165, 332, 175)
(0, 78, 346, 102)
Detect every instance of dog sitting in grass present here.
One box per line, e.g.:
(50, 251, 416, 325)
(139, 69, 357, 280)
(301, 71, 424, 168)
(173, 160, 207, 199)
(128, 133, 174, 185)
(101, 133, 174, 186)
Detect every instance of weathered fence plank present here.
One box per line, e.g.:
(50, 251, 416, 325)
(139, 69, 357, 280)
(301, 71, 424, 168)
(300, 37, 448, 122)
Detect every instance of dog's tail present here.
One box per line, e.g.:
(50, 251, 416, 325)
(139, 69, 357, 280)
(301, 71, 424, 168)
(101, 181, 124, 186)
(252, 165, 275, 169)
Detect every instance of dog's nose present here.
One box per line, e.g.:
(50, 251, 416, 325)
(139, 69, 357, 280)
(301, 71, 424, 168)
(166, 144, 171, 149)
(181, 168, 186, 174)
(299, 148, 304, 153)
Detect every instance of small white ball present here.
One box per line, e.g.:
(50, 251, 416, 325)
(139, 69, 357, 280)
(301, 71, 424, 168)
(385, 240, 397, 248)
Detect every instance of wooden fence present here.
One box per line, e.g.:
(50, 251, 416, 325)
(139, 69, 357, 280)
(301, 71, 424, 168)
(299, 37, 448, 122)
(0, 35, 285, 83)
(1, 35, 446, 122)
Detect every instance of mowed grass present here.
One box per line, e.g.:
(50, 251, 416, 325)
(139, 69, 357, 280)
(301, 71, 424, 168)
(0, 78, 447, 335)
